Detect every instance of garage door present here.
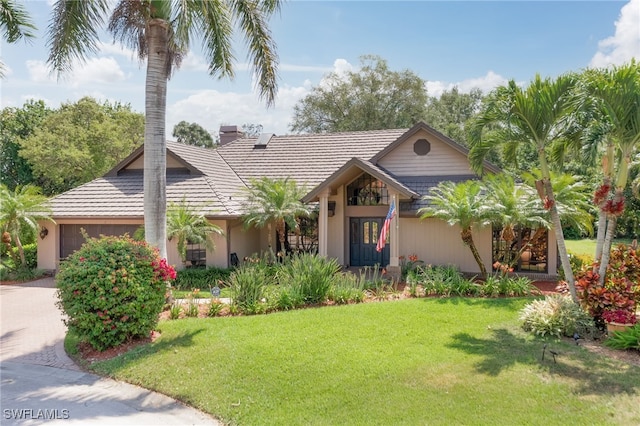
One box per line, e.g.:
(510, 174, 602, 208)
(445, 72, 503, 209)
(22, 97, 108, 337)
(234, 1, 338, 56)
(60, 224, 140, 259)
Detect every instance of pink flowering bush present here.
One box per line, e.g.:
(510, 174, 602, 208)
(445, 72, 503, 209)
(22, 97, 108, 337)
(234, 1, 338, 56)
(56, 234, 175, 351)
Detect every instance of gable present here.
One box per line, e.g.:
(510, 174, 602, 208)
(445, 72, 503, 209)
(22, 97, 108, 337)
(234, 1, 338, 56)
(124, 152, 188, 171)
(377, 127, 474, 177)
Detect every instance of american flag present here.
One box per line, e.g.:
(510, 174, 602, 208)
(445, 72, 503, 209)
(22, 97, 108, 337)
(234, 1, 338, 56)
(376, 200, 396, 252)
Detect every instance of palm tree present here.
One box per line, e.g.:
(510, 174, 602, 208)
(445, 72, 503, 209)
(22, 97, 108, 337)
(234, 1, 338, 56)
(0, 184, 53, 268)
(418, 180, 490, 279)
(0, 0, 36, 77)
(47, 0, 281, 258)
(577, 62, 640, 283)
(166, 199, 224, 267)
(482, 173, 549, 269)
(469, 74, 581, 302)
(242, 177, 311, 258)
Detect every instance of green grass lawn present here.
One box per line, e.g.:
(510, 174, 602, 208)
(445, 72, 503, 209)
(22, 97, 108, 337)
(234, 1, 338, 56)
(565, 238, 632, 257)
(89, 298, 640, 425)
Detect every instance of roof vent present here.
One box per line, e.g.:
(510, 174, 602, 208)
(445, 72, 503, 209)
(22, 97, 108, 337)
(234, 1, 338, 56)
(254, 133, 274, 149)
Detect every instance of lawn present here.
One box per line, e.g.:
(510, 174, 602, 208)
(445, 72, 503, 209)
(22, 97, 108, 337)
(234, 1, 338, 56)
(565, 238, 632, 257)
(90, 298, 640, 425)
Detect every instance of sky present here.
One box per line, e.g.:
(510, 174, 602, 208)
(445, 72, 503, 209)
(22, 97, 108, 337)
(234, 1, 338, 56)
(1, 0, 639, 137)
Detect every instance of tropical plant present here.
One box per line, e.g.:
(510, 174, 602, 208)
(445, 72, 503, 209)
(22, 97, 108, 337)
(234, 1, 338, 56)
(0, 184, 53, 268)
(0, 0, 36, 77)
(56, 234, 175, 351)
(604, 323, 640, 350)
(469, 74, 582, 302)
(242, 177, 311, 257)
(46, 0, 281, 258)
(419, 180, 490, 279)
(277, 253, 340, 304)
(482, 173, 549, 269)
(576, 62, 640, 283)
(520, 294, 595, 338)
(166, 198, 224, 267)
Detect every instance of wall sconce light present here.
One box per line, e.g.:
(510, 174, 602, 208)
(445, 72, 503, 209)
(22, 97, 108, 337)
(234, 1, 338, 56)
(39, 226, 49, 240)
(327, 201, 336, 217)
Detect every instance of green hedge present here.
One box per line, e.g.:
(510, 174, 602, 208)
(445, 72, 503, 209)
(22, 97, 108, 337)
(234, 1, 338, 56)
(174, 267, 233, 290)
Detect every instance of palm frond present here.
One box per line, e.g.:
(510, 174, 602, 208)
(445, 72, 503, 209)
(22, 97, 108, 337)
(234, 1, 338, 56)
(1, 0, 36, 43)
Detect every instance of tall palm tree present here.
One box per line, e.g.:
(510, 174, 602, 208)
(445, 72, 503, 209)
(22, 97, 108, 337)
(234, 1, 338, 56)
(242, 177, 311, 258)
(47, 0, 281, 258)
(577, 62, 640, 283)
(468, 74, 581, 302)
(418, 180, 490, 279)
(0, 184, 53, 268)
(166, 198, 224, 267)
(0, 0, 36, 77)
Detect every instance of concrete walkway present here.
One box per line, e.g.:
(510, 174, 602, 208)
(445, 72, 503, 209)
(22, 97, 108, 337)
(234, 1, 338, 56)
(1, 277, 220, 425)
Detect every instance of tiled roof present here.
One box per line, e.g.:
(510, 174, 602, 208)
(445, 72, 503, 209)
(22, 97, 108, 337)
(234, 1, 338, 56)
(217, 128, 408, 188)
(397, 175, 478, 213)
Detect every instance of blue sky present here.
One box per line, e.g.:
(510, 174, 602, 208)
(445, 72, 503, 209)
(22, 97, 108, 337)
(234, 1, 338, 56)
(1, 0, 638, 136)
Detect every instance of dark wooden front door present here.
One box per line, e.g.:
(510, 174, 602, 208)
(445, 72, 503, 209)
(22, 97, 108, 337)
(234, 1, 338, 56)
(349, 218, 389, 267)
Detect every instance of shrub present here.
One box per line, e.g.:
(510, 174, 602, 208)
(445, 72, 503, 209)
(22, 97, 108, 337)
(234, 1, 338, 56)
(604, 323, 640, 351)
(520, 295, 595, 338)
(9, 243, 37, 269)
(228, 261, 273, 314)
(278, 253, 340, 304)
(329, 272, 366, 304)
(56, 234, 175, 351)
(174, 267, 232, 290)
(207, 300, 224, 317)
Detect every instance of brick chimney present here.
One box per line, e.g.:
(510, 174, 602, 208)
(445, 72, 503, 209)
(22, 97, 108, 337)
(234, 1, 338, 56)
(219, 125, 244, 146)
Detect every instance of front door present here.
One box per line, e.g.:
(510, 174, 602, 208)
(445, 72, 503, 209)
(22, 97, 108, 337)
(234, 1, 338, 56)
(349, 218, 389, 267)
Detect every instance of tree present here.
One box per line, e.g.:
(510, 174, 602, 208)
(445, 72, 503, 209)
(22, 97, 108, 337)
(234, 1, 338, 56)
(166, 198, 224, 267)
(577, 62, 640, 283)
(0, 0, 36, 77)
(241, 177, 311, 257)
(290, 55, 428, 133)
(424, 87, 484, 146)
(0, 100, 51, 190)
(469, 75, 581, 302)
(482, 173, 549, 269)
(47, 0, 281, 259)
(418, 180, 489, 279)
(172, 121, 215, 148)
(0, 184, 53, 268)
(241, 123, 264, 138)
(19, 97, 144, 195)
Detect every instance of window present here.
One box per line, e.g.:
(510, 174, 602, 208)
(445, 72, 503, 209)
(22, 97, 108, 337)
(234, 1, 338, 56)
(277, 212, 319, 255)
(186, 241, 206, 267)
(492, 226, 548, 273)
(413, 139, 431, 156)
(347, 173, 389, 206)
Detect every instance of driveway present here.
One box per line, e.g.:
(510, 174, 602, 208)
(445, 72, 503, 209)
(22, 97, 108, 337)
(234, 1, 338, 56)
(1, 277, 220, 425)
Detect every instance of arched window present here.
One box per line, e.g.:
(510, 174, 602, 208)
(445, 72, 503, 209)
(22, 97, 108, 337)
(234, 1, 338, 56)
(347, 173, 389, 206)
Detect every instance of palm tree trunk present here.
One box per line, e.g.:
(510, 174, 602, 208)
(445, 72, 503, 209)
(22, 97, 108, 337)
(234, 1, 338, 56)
(594, 210, 607, 268)
(543, 178, 578, 302)
(143, 19, 169, 259)
(461, 228, 487, 279)
(13, 233, 26, 268)
(598, 214, 617, 285)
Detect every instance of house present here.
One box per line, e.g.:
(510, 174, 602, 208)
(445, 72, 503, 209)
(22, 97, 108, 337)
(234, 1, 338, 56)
(37, 122, 558, 279)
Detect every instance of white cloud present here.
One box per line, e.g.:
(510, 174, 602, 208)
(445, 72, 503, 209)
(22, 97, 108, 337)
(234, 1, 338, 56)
(167, 83, 311, 137)
(590, 0, 640, 67)
(181, 53, 209, 72)
(426, 71, 508, 98)
(27, 57, 127, 88)
(333, 58, 353, 76)
(26, 60, 55, 83)
(97, 41, 138, 61)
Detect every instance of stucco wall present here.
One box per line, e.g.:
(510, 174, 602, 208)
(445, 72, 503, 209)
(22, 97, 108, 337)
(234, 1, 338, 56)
(398, 217, 493, 274)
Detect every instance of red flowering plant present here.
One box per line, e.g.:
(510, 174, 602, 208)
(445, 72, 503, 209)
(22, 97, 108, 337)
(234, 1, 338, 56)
(56, 234, 176, 351)
(400, 254, 424, 282)
(601, 309, 637, 325)
(575, 244, 640, 327)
